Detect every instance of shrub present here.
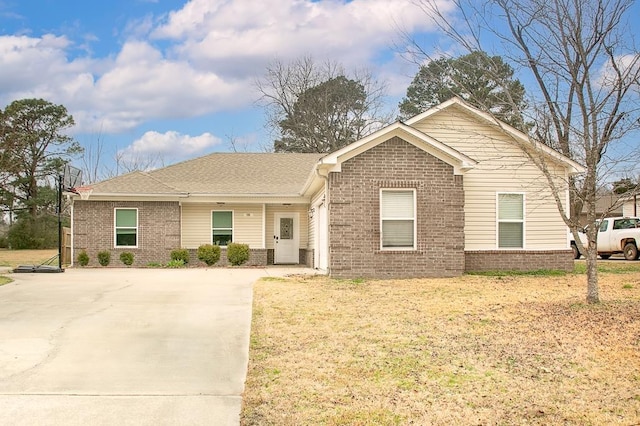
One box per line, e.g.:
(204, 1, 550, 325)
(77, 250, 90, 267)
(227, 243, 250, 266)
(171, 248, 190, 264)
(119, 252, 134, 266)
(7, 215, 59, 249)
(166, 259, 185, 268)
(97, 250, 111, 266)
(197, 244, 220, 266)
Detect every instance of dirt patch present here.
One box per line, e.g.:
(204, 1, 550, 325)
(242, 273, 640, 425)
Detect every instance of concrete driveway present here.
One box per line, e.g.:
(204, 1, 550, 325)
(0, 267, 314, 426)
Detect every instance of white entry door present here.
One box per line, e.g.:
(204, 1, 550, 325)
(274, 213, 299, 264)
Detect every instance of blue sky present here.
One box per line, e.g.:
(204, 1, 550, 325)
(0, 0, 445, 179)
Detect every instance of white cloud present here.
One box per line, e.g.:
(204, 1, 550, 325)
(119, 130, 222, 162)
(0, 0, 449, 135)
(152, 0, 441, 74)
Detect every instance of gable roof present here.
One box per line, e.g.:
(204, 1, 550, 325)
(86, 153, 324, 197)
(318, 121, 477, 175)
(406, 97, 586, 175)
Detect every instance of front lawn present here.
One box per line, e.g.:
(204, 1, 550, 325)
(0, 249, 58, 267)
(242, 270, 640, 425)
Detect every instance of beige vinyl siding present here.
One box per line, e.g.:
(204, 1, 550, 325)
(623, 200, 638, 217)
(266, 204, 310, 249)
(308, 190, 325, 249)
(414, 107, 568, 250)
(181, 203, 263, 249)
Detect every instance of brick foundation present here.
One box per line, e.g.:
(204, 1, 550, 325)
(464, 250, 574, 272)
(266, 249, 310, 265)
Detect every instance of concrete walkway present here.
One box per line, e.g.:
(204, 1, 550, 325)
(0, 267, 318, 425)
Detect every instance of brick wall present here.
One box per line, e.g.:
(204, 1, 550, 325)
(73, 200, 180, 266)
(465, 250, 574, 272)
(328, 137, 465, 279)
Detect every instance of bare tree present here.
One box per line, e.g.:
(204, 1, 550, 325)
(79, 131, 108, 185)
(407, 0, 640, 303)
(111, 149, 165, 176)
(256, 55, 393, 152)
(80, 135, 165, 184)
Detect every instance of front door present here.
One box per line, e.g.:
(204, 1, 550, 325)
(274, 213, 299, 264)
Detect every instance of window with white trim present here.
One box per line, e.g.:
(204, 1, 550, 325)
(380, 189, 416, 249)
(498, 193, 524, 248)
(212, 211, 233, 246)
(114, 208, 138, 247)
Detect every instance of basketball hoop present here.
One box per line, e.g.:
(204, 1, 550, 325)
(74, 186, 93, 200)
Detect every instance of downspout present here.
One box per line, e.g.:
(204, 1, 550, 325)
(316, 167, 330, 274)
(69, 195, 74, 267)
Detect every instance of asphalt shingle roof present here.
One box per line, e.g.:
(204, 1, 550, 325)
(89, 152, 324, 196)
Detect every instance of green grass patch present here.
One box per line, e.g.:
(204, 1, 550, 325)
(0, 275, 12, 286)
(573, 262, 640, 274)
(467, 269, 567, 277)
(260, 276, 289, 282)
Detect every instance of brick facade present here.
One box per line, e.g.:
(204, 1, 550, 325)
(328, 137, 465, 279)
(464, 250, 574, 272)
(73, 200, 180, 267)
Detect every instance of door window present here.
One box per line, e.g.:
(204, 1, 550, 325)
(280, 217, 293, 240)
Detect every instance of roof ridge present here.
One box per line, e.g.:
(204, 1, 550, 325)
(147, 151, 323, 177)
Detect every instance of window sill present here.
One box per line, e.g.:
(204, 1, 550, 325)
(377, 248, 421, 254)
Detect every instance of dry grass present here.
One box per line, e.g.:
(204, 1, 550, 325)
(242, 270, 640, 425)
(0, 249, 58, 267)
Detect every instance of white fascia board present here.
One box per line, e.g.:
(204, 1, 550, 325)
(71, 193, 188, 201)
(319, 122, 476, 175)
(181, 194, 311, 204)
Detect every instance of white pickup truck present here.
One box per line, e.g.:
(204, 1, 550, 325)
(571, 217, 640, 260)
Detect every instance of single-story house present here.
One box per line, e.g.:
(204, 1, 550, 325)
(70, 97, 585, 278)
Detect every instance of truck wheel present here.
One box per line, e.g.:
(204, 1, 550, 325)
(623, 243, 638, 261)
(571, 244, 581, 259)
(600, 254, 611, 260)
